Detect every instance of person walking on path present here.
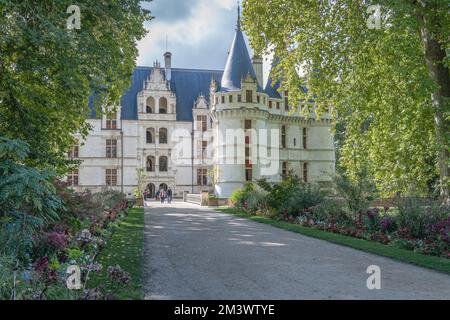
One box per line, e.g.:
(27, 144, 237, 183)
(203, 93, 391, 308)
(160, 189, 166, 204)
(167, 188, 173, 204)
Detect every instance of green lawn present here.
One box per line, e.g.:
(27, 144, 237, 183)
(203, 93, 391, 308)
(217, 207, 450, 275)
(89, 207, 145, 299)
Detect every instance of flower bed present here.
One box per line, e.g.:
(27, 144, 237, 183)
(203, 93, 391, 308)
(0, 184, 134, 300)
(0, 137, 138, 300)
(231, 177, 450, 259)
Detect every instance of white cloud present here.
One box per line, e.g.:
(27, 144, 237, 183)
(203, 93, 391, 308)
(137, 0, 238, 68)
(213, 0, 236, 10)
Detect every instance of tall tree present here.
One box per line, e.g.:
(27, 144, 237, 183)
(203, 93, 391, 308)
(0, 1, 151, 172)
(242, 0, 449, 199)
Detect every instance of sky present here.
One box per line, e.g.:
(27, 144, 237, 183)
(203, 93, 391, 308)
(137, 0, 272, 84)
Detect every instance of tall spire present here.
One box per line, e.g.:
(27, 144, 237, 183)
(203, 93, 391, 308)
(221, 1, 258, 92)
(236, 1, 241, 31)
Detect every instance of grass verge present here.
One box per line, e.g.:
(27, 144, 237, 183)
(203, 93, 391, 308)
(217, 207, 450, 275)
(89, 207, 145, 299)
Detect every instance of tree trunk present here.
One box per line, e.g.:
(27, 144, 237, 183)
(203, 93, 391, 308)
(418, 8, 450, 202)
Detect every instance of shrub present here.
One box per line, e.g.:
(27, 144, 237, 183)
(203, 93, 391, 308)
(256, 174, 325, 216)
(230, 182, 255, 209)
(0, 137, 63, 265)
(380, 216, 397, 233)
(335, 172, 377, 215)
(92, 189, 127, 211)
(281, 183, 325, 216)
(362, 208, 382, 232)
(310, 198, 352, 224)
(245, 189, 268, 214)
(395, 197, 449, 239)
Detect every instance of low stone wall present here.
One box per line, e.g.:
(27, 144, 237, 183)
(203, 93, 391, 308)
(183, 191, 229, 207)
(185, 193, 202, 205)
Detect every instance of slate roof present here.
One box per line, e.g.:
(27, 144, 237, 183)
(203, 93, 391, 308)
(265, 77, 310, 100)
(265, 57, 309, 99)
(90, 67, 223, 121)
(264, 76, 282, 99)
(170, 68, 222, 121)
(220, 27, 260, 92)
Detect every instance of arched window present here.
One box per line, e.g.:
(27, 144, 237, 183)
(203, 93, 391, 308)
(146, 96, 155, 113)
(146, 128, 154, 144)
(146, 156, 155, 172)
(159, 156, 168, 172)
(159, 128, 167, 144)
(159, 97, 167, 114)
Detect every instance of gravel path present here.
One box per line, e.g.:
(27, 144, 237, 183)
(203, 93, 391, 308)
(143, 201, 450, 300)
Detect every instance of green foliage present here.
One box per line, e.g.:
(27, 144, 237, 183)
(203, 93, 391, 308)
(0, 137, 63, 264)
(66, 248, 84, 262)
(0, 255, 16, 300)
(207, 166, 221, 189)
(335, 171, 377, 214)
(133, 168, 147, 198)
(395, 197, 449, 239)
(0, 1, 152, 172)
(310, 199, 352, 225)
(256, 174, 325, 216)
(245, 189, 268, 214)
(230, 182, 256, 209)
(92, 188, 127, 211)
(242, 0, 450, 198)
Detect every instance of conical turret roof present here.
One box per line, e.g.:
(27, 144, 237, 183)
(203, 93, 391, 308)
(220, 7, 257, 92)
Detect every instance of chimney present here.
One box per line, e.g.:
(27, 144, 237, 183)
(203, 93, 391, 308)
(252, 55, 263, 88)
(164, 52, 172, 81)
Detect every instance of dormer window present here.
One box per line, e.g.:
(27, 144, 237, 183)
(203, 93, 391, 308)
(146, 96, 155, 113)
(246, 90, 252, 103)
(197, 115, 207, 132)
(159, 97, 167, 114)
(106, 112, 117, 129)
